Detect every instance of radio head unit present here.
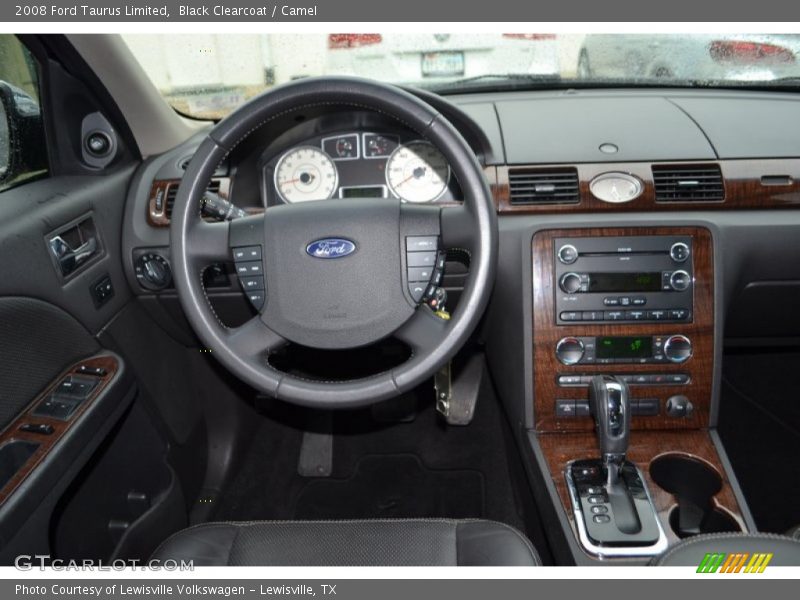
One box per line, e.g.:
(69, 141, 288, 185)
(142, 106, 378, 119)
(554, 235, 693, 325)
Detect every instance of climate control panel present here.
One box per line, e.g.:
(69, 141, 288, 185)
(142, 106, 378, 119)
(555, 335, 693, 366)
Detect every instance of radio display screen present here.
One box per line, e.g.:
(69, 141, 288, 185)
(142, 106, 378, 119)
(588, 272, 661, 293)
(596, 336, 653, 359)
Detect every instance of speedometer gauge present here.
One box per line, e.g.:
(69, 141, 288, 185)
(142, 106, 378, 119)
(385, 141, 450, 203)
(274, 146, 338, 203)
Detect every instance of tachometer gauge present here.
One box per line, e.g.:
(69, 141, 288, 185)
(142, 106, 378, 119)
(274, 146, 338, 203)
(385, 141, 450, 203)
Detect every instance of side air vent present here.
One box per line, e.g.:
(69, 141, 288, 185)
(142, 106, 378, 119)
(652, 164, 724, 202)
(508, 167, 580, 205)
(165, 179, 222, 218)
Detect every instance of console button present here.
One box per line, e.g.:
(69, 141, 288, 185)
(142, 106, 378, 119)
(669, 308, 691, 321)
(604, 297, 620, 306)
(593, 514, 611, 524)
(648, 309, 667, 321)
(555, 399, 577, 417)
(667, 373, 690, 384)
(632, 296, 647, 306)
(633, 374, 650, 384)
(557, 375, 583, 385)
(669, 270, 692, 291)
(587, 495, 605, 505)
(591, 505, 608, 514)
(626, 310, 646, 320)
(560, 311, 582, 322)
(557, 244, 579, 264)
(670, 242, 690, 263)
(637, 398, 660, 416)
(664, 335, 693, 363)
(575, 401, 591, 417)
(619, 296, 631, 306)
(606, 310, 625, 321)
(583, 310, 604, 321)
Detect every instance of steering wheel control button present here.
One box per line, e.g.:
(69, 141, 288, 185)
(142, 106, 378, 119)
(240, 276, 265, 291)
(232, 245, 266, 311)
(406, 236, 438, 252)
(670, 242, 691, 263)
(232, 246, 262, 261)
(408, 267, 433, 282)
(235, 262, 263, 276)
(408, 283, 426, 303)
(407, 251, 437, 267)
(246, 292, 265, 311)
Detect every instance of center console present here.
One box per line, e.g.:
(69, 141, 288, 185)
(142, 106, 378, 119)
(530, 227, 748, 561)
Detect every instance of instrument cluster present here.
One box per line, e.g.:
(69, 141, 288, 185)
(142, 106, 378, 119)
(262, 131, 461, 205)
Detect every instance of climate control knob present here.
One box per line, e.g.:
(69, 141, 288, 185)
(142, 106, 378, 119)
(664, 335, 692, 363)
(669, 270, 691, 291)
(556, 337, 585, 365)
(559, 272, 583, 294)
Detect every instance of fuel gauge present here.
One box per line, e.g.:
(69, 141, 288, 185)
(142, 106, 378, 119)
(322, 133, 359, 160)
(363, 133, 399, 159)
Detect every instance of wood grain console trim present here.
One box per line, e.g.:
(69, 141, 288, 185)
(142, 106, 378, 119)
(147, 177, 232, 227)
(532, 227, 714, 432)
(0, 355, 119, 505)
(493, 159, 800, 213)
(538, 430, 746, 550)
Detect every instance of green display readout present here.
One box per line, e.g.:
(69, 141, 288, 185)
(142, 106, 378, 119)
(596, 336, 653, 359)
(588, 272, 661, 293)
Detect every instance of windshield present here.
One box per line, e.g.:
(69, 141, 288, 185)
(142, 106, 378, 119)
(123, 33, 800, 120)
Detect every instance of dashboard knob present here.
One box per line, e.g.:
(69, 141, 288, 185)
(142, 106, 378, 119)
(665, 395, 694, 418)
(663, 335, 692, 363)
(557, 244, 578, 264)
(559, 272, 583, 294)
(670, 242, 690, 263)
(669, 270, 691, 291)
(135, 253, 172, 291)
(556, 337, 585, 365)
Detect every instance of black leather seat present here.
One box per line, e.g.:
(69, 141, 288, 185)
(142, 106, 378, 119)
(151, 519, 540, 566)
(653, 532, 800, 566)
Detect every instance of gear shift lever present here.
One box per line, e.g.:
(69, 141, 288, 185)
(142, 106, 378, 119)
(589, 375, 640, 534)
(589, 375, 631, 484)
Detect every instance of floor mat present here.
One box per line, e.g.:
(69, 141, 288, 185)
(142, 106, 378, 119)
(294, 454, 484, 519)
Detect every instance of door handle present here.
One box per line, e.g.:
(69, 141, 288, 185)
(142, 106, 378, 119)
(49, 234, 99, 276)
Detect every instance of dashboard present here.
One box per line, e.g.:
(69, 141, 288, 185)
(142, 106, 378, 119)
(261, 130, 461, 206)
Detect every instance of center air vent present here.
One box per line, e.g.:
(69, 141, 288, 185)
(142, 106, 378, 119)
(165, 179, 221, 218)
(508, 167, 580, 205)
(652, 164, 724, 202)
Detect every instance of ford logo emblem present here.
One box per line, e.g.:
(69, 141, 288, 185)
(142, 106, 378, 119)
(306, 238, 356, 259)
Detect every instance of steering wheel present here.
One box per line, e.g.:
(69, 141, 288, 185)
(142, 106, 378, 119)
(171, 77, 497, 408)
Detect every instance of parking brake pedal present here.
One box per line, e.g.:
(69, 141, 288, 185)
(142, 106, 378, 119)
(297, 412, 333, 477)
(435, 353, 485, 426)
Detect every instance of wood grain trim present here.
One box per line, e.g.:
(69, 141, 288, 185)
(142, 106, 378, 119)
(147, 177, 232, 227)
(532, 227, 714, 432)
(0, 355, 119, 505)
(493, 159, 800, 213)
(538, 430, 746, 550)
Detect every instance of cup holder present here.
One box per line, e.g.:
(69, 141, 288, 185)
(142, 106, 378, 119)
(649, 453, 742, 539)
